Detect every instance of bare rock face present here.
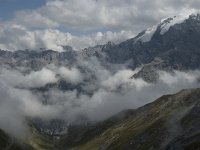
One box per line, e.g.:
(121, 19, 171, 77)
(0, 14, 200, 83)
(79, 14, 200, 82)
(0, 13, 200, 150)
(0, 47, 77, 70)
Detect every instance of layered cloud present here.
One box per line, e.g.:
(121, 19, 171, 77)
(58, 67, 82, 83)
(11, 0, 200, 31)
(0, 68, 57, 88)
(0, 66, 84, 88)
(0, 24, 135, 51)
(0, 0, 200, 138)
(0, 59, 200, 138)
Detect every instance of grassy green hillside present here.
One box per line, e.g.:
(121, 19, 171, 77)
(0, 122, 57, 150)
(0, 129, 34, 150)
(59, 88, 200, 150)
(0, 88, 200, 150)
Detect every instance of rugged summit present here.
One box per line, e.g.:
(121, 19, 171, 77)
(0, 12, 200, 150)
(0, 13, 200, 82)
(80, 13, 200, 82)
(102, 13, 200, 69)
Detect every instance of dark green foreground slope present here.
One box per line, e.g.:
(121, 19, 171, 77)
(0, 129, 34, 150)
(0, 88, 200, 150)
(0, 122, 57, 150)
(60, 88, 200, 150)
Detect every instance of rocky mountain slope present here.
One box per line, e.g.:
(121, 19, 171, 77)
(0, 121, 60, 150)
(0, 88, 199, 150)
(101, 13, 200, 82)
(0, 12, 200, 150)
(0, 129, 34, 150)
(0, 13, 200, 83)
(59, 88, 200, 150)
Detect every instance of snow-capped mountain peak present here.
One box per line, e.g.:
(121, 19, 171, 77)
(137, 11, 200, 43)
(137, 25, 157, 42)
(160, 12, 195, 34)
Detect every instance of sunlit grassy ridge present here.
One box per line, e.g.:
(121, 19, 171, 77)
(0, 88, 200, 150)
(62, 89, 200, 150)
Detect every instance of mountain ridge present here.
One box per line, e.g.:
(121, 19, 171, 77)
(59, 88, 200, 150)
(1, 88, 199, 150)
(0, 12, 200, 150)
(0, 13, 200, 73)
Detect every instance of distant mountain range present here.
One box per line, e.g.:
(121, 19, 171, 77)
(1, 14, 200, 83)
(0, 13, 200, 150)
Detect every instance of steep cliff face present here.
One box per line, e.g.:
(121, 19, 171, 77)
(102, 14, 200, 68)
(82, 13, 200, 82)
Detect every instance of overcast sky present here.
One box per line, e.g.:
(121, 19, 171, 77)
(0, 0, 200, 51)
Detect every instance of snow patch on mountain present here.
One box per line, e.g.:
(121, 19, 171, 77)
(137, 25, 157, 42)
(160, 11, 198, 35)
(137, 10, 199, 43)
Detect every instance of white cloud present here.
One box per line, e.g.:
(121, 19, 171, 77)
(0, 81, 62, 139)
(58, 67, 83, 84)
(158, 70, 200, 87)
(0, 0, 199, 51)
(0, 0, 200, 139)
(0, 25, 73, 51)
(9, 0, 200, 31)
(0, 59, 200, 138)
(80, 70, 200, 121)
(0, 68, 58, 88)
(101, 69, 148, 91)
(0, 23, 135, 51)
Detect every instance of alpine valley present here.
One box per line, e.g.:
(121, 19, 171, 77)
(0, 12, 200, 150)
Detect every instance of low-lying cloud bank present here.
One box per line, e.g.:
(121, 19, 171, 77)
(0, 64, 199, 138)
(0, 25, 135, 51)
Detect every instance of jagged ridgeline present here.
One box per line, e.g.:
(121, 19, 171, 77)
(0, 13, 200, 150)
(0, 14, 200, 82)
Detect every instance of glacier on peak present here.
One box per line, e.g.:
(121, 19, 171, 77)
(160, 14, 192, 35)
(137, 25, 157, 43)
(137, 11, 199, 43)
